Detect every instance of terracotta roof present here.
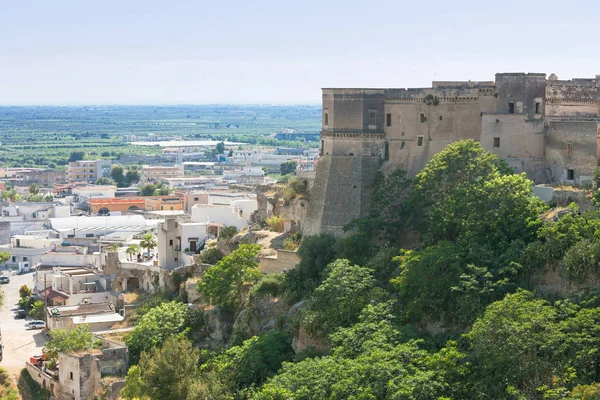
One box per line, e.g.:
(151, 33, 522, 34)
(40, 288, 70, 301)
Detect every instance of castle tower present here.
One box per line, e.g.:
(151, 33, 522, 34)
(303, 89, 386, 236)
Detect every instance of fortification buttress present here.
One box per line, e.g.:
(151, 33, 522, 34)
(304, 73, 600, 236)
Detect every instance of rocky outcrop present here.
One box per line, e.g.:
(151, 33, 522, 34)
(203, 306, 234, 347)
(233, 296, 289, 339)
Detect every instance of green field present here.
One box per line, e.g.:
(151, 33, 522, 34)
(0, 105, 321, 168)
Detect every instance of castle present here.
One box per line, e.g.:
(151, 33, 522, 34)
(303, 73, 600, 236)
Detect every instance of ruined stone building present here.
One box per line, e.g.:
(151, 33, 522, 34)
(304, 73, 600, 235)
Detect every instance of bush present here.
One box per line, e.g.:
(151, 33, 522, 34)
(283, 233, 302, 251)
(265, 216, 284, 233)
(218, 226, 238, 240)
(29, 300, 45, 320)
(283, 233, 339, 303)
(250, 274, 286, 301)
(562, 239, 600, 282)
(198, 247, 224, 265)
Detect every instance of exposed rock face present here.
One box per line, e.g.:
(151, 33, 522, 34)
(233, 296, 289, 338)
(292, 324, 328, 354)
(203, 306, 233, 346)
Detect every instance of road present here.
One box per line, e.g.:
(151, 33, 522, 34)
(0, 272, 47, 376)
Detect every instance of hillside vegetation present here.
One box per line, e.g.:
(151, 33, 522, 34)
(122, 140, 600, 399)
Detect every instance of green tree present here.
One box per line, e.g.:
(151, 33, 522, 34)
(28, 183, 39, 195)
(44, 325, 100, 362)
(0, 252, 10, 265)
(125, 169, 141, 186)
(68, 151, 85, 162)
(95, 177, 113, 185)
(19, 285, 32, 299)
(206, 330, 293, 390)
(409, 140, 513, 244)
(122, 336, 200, 400)
(304, 259, 377, 336)
(254, 340, 464, 400)
(124, 301, 190, 364)
(216, 141, 225, 154)
(198, 244, 262, 311)
(140, 233, 157, 260)
(126, 244, 140, 261)
(465, 290, 600, 399)
(140, 183, 156, 196)
(283, 233, 339, 303)
(110, 165, 126, 187)
(280, 160, 297, 176)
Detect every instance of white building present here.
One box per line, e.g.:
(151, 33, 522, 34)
(191, 200, 257, 230)
(49, 215, 159, 241)
(0, 232, 62, 273)
(72, 185, 117, 200)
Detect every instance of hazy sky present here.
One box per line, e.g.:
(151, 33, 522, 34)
(1, 0, 599, 105)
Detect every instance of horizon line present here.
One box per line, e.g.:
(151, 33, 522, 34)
(0, 102, 322, 108)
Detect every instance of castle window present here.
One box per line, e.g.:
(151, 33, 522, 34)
(439, 115, 443, 121)
(535, 102, 541, 114)
(419, 113, 426, 123)
(384, 141, 389, 160)
(417, 136, 424, 147)
(493, 137, 500, 148)
(169, 239, 173, 246)
(324, 112, 329, 125)
(508, 102, 515, 114)
(70, 372, 73, 380)
(386, 113, 392, 127)
(369, 110, 377, 125)
(567, 169, 575, 181)
(568, 143, 573, 156)
(400, 141, 405, 150)
(320, 140, 324, 156)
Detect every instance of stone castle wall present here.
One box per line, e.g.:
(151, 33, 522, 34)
(305, 73, 600, 236)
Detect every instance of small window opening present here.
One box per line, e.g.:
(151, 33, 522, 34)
(439, 115, 443, 121)
(320, 140, 324, 156)
(535, 102, 541, 114)
(386, 113, 392, 127)
(568, 143, 573, 156)
(384, 141, 389, 160)
(70, 372, 73, 380)
(493, 137, 500, 148)
(400, 141, 405, 150)
(324, 112, 329, 125)
(567, 169, 575, 180)
(508, 102, 515, 114)
(369, 110, 377, 125)
(417, 136, 424, 147)
(169, 239, 173, 246)
(419, 113, 426, 123)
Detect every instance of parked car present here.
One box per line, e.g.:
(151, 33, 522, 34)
(0, 276, 9, 284)
(25, 321, 46, 330)
(15, 309, 26, 319)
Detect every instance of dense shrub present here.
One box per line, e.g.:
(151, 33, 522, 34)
(250, 274, 286, 301)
